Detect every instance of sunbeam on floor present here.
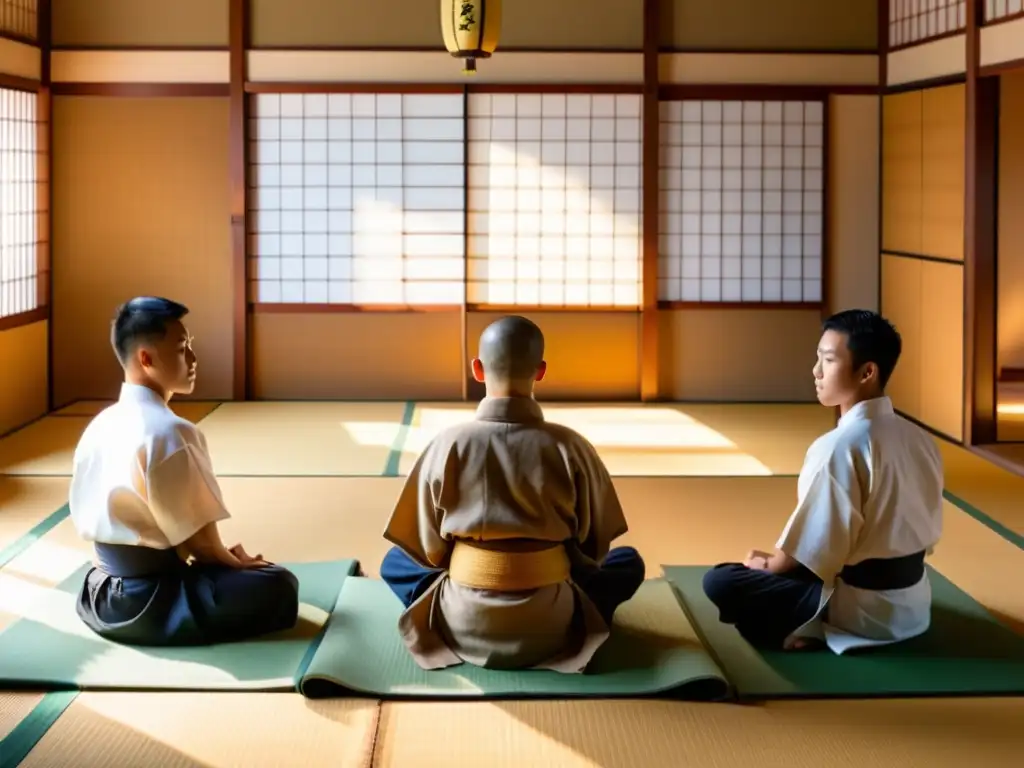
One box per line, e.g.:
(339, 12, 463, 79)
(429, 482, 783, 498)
(1, 401, 1024, 767)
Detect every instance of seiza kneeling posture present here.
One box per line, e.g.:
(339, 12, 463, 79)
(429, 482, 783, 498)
(703, 309, 944, 654)
(68, 296, 299, 646)
(380, 315, 646, 673)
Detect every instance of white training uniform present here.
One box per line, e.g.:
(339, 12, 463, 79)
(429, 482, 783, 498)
(776, 396, 944, 654)
(69, 383, 230, 551)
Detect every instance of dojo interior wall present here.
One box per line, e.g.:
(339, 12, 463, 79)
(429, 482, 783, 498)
(4, 0, 882, 424)
(0, 33, 47, 436)
(247, 0, 879, 403)
(50, 97, 234, 405)
(997, 71, 1024, 377)
(880, 83, 966, 443)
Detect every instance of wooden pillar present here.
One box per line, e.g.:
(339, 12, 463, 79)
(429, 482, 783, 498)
(461, 85, 470, 401)
(229, 0, 250, 400)
(963, 0, 998, 445)
(39, 0, 53, 411)
(640, 0, 660, 401)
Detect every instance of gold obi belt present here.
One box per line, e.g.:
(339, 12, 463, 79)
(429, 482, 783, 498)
(448, 540, 571, 591)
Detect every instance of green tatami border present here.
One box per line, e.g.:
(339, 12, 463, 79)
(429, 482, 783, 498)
(0, 505, 69, 571)
(382, 400, 416, 477)
(1, 402, 1023, 763)
(942, 489, 1024, 552)
(0, 692, 78, 768)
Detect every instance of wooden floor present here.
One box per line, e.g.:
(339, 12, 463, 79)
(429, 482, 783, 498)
(1, 400, 1023, 767)
(996, 382, 1024, 443)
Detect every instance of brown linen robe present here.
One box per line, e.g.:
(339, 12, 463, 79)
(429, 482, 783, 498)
(383, 396, 630, 672)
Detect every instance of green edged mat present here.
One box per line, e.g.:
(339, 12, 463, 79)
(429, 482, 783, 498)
(0, 691, 78, 768)
(0, 559, 358, 692)
(297, 576, 731, 700)
(664, 564, 1024, 700)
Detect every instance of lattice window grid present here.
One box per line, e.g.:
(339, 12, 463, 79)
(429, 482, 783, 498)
(466, 92, 643, 308)
(0, 86, 42, 319)
(986, 0, 1024, 21)
(248, 92, 466, 306)
(0, 0, 36, 40)
(658, 99, 824, 304)
(889, 0, 966, 48)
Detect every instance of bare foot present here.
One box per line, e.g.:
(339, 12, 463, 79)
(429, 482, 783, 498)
(783, 637, 822, 651)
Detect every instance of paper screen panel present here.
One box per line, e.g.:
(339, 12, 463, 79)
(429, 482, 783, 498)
(248, 92, 466, 306)
(658, 98, 824, 304)
(465, 92, 642, 308)
(986, 0, 1024, 22)
(890, 0, 966, 48)
(0, 85, 45, 319)
(0, 0, 36, 39)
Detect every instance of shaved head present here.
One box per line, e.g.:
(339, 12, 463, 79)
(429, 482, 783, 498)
(478, 316, 545, 383)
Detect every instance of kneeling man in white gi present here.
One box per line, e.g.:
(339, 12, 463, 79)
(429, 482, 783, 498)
(703, 309, 944, 654)
(68, 296, 299, 646)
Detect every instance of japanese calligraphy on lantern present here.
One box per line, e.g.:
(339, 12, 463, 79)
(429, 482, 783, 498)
(459, 3, 476, 31)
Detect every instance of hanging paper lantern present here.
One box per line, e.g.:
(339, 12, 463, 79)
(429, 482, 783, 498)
(441, 0, 502, 74)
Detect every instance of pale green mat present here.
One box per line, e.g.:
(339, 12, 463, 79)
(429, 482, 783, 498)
(297, 576, 731, 700)
(665, 564, 1024, 699)
(0, 559, 358, 692)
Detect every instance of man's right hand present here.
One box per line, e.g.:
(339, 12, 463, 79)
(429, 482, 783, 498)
(182, 523, 271, 569)
(229, 543, 271, 568)
(743, 549, 772, 570)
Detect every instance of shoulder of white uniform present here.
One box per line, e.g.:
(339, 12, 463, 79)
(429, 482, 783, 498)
(903, 416, 944, 464)
(810, 422, 871, 481)
(74, 405, 130, 453)
(145, 414, 207, 466)
(830, 417, 873, 452)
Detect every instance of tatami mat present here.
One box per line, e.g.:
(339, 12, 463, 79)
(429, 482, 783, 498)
(396, 402, 833, 477)
(4, 403, 1024, 767)
(938, 441, 1024, 537)
(374, 697, 1024, 767)
(0, 400, 833, 479)
(0, 693, 43, 742)
(196, 401, 410, 477)
(16, 693, 379, 768)
(2, 474, 1024, 766)
(215, 477, 399, 573)
(5, 475, 1019, 632)
(52, 399, 221, 423)
(0, 402, 221, 477)
(0, 478, 69, 561)
(0, 418, 90, 476)
(612, 477, 1024, 633)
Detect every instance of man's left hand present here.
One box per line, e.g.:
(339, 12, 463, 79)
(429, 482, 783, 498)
(230, 543, 271, 568)
(743, 549, 772, 570)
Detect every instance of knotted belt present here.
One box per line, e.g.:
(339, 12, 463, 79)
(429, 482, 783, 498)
(447, 540, 571, 591)
(838, 550, 926, 591)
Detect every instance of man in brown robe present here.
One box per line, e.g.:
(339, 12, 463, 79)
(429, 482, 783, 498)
(380, 315, 645, 673)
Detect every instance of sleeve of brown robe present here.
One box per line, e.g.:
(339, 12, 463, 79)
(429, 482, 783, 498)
(570, 436, 629, 564)
(382, 440, 451, 569)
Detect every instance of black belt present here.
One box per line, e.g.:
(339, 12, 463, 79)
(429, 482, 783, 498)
(839, 550, 926, 591)
(94, 543, 184, 578)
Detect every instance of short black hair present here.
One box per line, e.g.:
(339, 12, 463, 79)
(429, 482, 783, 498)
(110, 296, 189, 366)
(822, 309, 902, 389)
(478, 315, 545, 381)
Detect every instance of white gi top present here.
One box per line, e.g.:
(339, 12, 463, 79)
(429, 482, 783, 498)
(776, 396, 944, 654)
(69, 383, 231, 549)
